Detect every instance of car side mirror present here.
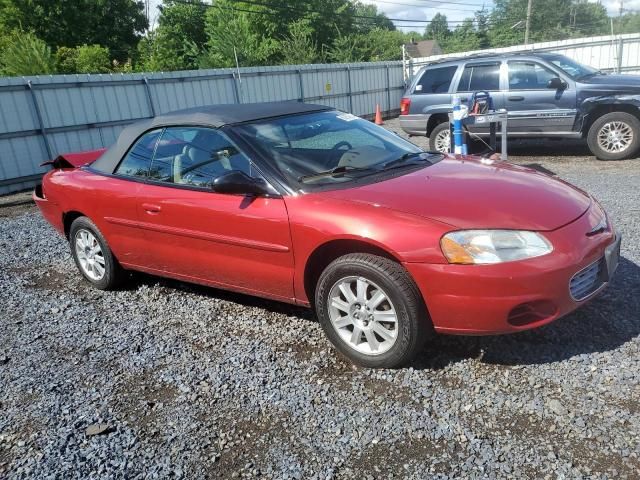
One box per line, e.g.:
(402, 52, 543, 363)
(212, 170, 271, 196)
(547, 77, 567, 90)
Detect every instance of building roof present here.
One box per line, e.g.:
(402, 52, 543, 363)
(90, 102, 332, 173)
(404, 40, 443, 59)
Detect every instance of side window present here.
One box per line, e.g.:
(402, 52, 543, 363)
(149, 127, 256, 188)
(114, 129, 161, 178)
(508, 62, 557, 90)
(457, 63, 500, 92)
(414, 66, 457, 94)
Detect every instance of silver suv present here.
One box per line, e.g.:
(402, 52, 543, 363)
(399, 52, 640, 160)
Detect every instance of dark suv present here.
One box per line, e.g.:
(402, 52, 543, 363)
(399, 52, 640, 160)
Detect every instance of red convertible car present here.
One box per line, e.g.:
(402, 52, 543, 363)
(34, 102, 621, 368)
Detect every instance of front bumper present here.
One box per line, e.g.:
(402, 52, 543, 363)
(404, 212, 620, 335)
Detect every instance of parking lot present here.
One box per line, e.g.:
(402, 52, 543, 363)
(1, 119, 639, 479)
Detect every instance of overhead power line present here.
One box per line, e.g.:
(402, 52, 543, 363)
(229, 0, 475, 23)
(170, 0, 486, 25)
(368, 0, 493, 14)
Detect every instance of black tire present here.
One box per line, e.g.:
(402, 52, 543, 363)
(69, 216, 125, 290)
(587, 112, 640, 160)
(428, 122, 451, 153)
(315, 253, 431, 368)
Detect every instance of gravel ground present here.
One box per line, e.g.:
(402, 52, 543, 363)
(1, 119, 639, 479)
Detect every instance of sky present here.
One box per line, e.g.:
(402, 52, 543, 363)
(146, 0, 639, 33)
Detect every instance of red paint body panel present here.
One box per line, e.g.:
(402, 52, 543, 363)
(406, 209, 615, 334)
(129, 182, 294, 300)
(35, 152, 617, 336)
(320, 157, 592, 231)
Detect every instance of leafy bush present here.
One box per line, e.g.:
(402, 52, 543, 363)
(56, 44, 111, 74)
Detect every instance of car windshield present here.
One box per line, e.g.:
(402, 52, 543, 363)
(233, 110, 433, 191)
(545, 54, 599, 79)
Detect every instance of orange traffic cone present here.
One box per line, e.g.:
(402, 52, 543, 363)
(374, 104, 383, 125)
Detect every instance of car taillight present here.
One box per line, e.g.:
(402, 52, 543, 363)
(400, 98, 411, 115)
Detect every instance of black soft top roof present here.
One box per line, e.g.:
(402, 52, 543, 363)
(91, 101, 332, 173)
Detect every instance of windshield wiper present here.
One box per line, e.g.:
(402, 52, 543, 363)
(297, 165, 373, 183)
(577, 70, 603, 80)
(379, 151, 441, 170)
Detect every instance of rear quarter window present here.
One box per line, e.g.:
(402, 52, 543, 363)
(114, 129, 161, 178)
(414, 66, 457, 94)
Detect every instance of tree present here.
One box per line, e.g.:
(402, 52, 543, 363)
(618, 12, 640, 34)
(424, 13, 450, 45)
(352, 2, 395, 33)
(328, 31, 363, 63)
(200, 1, 279, 68)
(357, 29, 405, 61)
(0, 0, 147, 61)
(444, 19, 481, 54)
(138, 0, 207, 71)
(0, 30, 55, 76)
(571, 1, 608, 36)
(232, 0, 359, 53)
(279, 20, 319, 65)
(488, 0, 608, 46)
(475, 9, 490, 49)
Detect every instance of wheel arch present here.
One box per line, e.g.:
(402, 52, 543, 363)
(581, 98, 640, 138)
(426, 113, 449, 137)
(62, 210, 87, 239)
(303, 238, 403, 306)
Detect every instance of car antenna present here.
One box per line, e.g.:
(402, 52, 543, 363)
(234, 46, 244, 104)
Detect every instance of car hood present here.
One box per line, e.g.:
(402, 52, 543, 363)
(318, 156, 591, 231)
(578, 74, 640, 93)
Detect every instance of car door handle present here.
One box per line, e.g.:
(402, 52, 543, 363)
(142, 203, 161, 214)
(508, 96, 525, 101)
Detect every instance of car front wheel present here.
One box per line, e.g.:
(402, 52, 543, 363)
(69, 216, 125, 290)
(587, 112, 640, 160)
(315, 253, 431, 368)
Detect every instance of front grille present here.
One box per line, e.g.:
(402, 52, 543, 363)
(569, 258, 604, 301)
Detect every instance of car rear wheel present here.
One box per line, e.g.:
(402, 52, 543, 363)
(315, 253, 431, 368)
(587, 112, 640, 160)
(69, 216, 125, 290)
(428, 122, 451, 153)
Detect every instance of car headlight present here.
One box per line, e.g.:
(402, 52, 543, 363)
(440, 230, 553, 264)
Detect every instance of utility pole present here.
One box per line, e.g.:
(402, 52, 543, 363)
(524, 0, 533, 46)
(145, 0, 150, 31)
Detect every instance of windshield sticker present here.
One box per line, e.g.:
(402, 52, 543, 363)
(337, 113, 359, 121)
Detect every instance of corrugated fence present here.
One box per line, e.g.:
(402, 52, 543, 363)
(0, 61, 404, 194)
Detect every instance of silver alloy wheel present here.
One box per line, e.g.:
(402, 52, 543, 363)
(328, 276, 398, 356)
(597, 121, 634, 153)
(74, 229, 106, 281)
(433, 128, 450, 153)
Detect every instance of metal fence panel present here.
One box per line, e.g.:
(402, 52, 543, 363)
(0, 60, 404, 194)
(0, 87, 36, 134)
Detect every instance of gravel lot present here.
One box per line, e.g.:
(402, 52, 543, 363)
(1, 118, 639, 479)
